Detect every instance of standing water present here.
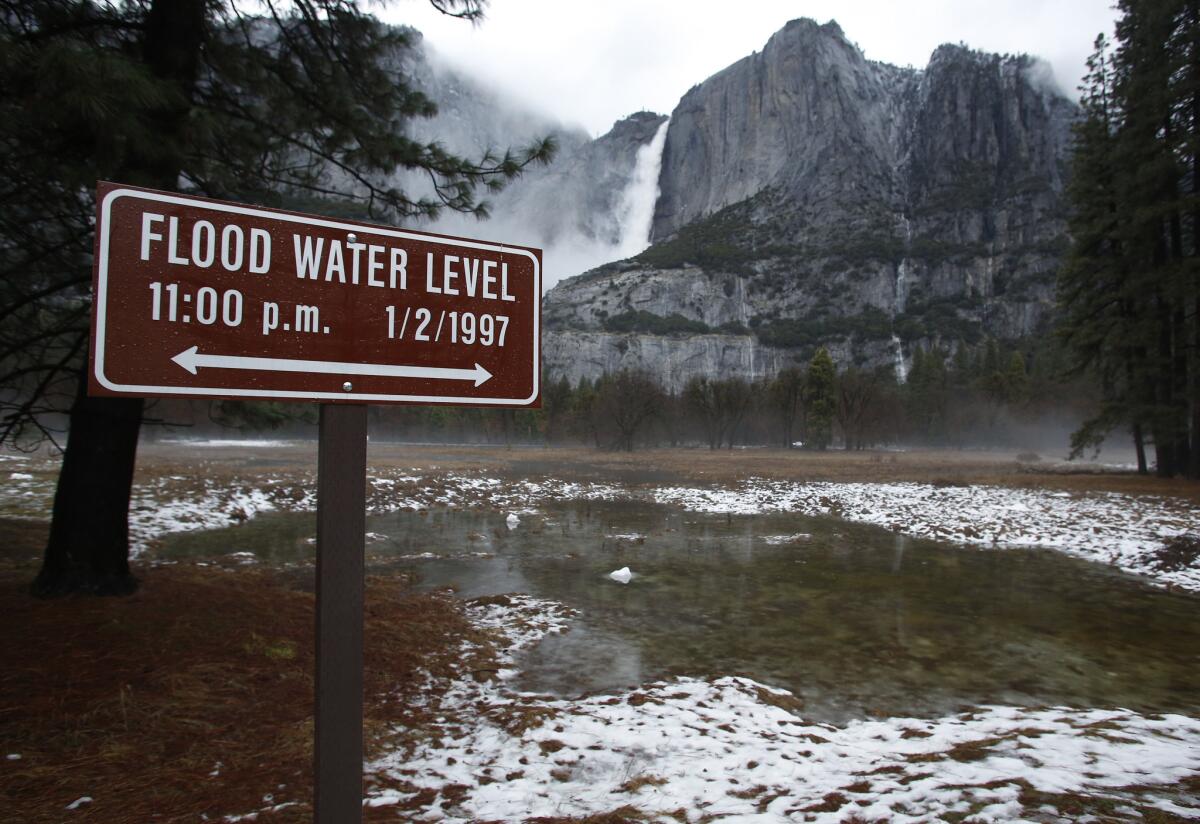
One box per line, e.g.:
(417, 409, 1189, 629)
(160, 499, 1200, 725)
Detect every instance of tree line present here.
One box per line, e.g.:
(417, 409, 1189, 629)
(1060, 0, 1200, 478)
(352, 339, 1083, 451)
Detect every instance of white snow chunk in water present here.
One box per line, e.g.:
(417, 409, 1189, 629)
(609, 566, 632, 584)
(6, 753, 20, 760)
(65, 796, 93, 810)
(9, 472, 32, 480)
(763, 533, 811, 545)
(505, 513, 520, 529)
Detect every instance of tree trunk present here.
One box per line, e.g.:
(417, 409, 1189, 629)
(1132, 421, 1148, 475)
(1192, 295, 1200, 478)
(32, 369, 143, 596)
(32, 0, 206, 596)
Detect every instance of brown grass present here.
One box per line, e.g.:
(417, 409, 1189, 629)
(0, 525, 493, 824)
(525, 806, 650, 824)
(123, 441, 1200, 504)
(614, 774, 668, 794)
(415, 444, 1200, 502)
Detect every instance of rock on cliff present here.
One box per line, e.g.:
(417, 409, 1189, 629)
(544, 18, 1076, 385)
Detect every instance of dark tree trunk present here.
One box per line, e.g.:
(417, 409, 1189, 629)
(1172, 307, 1191, 476)
(32, 369, 143, 596)
(32, 0, 206, 597)
(1192, 296, 1200, 479)
(1133, 421, 1148, 474)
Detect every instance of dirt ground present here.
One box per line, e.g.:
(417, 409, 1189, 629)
(0, 524, 502, 824)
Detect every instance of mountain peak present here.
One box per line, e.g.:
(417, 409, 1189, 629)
(781, 17, 845, 37)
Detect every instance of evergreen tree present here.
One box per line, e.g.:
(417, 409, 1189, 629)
(1001, 352, 1031, 407)
(1, 1, 555, 595)
(907, 345, 949, 443)
(1060, 5, 1200, 477)
(803, 348, 836, 450)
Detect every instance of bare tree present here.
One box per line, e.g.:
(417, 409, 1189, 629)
(767, 367, 805, 447)
(836, 366, 884, 450)
(684, 377, 753, 450)
(593, 370, 665, 451)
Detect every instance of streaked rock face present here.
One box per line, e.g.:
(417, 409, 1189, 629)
(544, 18, 1077, 382)
(543, 329, 795, 395)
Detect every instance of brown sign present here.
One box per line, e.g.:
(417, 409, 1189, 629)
(89, 182, 541, 406)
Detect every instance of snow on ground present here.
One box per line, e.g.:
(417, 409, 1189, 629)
(364, 473, 623, 516)
(0, 465, 621, 557)
(365, 597, 1200, 823)
(125, 473, 618, 557)
(3, 461, 1197, 590)
(655, 479, 1200, 592)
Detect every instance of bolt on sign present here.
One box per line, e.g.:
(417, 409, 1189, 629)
(89, 182, 542, 406)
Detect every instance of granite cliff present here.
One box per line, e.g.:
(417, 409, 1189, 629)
(543, 19, 1076, 390)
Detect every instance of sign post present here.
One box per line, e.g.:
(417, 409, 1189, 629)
(89, 182, 541, 822)
(314, 404, 367, 822)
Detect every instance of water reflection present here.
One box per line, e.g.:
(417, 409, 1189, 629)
(159, 500, 1200, 724)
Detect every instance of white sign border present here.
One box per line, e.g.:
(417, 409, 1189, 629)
(93, 188, 540, 406)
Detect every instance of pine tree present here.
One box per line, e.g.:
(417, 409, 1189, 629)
(1002, 352, 1031, 406)
(907, 346, 949, 443)
(1, 1, 555, 595)
(804, 348, 836, 450)
(1060, 4, 1200, 477)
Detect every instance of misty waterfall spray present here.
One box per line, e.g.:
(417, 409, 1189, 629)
(616, 119, 670, 258)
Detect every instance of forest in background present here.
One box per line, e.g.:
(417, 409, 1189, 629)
(151, 336, 1093, 455)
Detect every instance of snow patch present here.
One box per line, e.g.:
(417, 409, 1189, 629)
(366, 596, 1200, 822)
(655, 479, 1200, 591)
(609, 566, 633, 584)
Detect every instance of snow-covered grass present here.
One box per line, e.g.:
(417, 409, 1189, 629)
(366, 596, 1200, 822)
(655, 479, 1200, 591)
(364, 473, 623, 516)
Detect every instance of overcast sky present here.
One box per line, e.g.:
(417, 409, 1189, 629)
(387, 0, 1119, 136)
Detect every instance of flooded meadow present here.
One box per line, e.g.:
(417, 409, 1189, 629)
(5, 441, 1200, 820)
(161, 500, 1200, 726)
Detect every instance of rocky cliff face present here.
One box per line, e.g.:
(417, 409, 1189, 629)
(544, 18, 1076, 384)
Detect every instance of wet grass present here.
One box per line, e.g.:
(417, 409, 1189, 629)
(1152, 534, 1200, 572)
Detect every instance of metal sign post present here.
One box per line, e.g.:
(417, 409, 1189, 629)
(88, 182, 542, 823)
(314, 403, 367, 822)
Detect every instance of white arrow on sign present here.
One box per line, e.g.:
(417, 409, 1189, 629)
(171, 346, 493, 387)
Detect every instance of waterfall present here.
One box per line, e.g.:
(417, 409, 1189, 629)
(894, 258, 911, 315)
(894, 214, 912, 315)
(616, 119, 670, 258)
(892, 213, 912, 383)
(892, 334, 908, 384)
